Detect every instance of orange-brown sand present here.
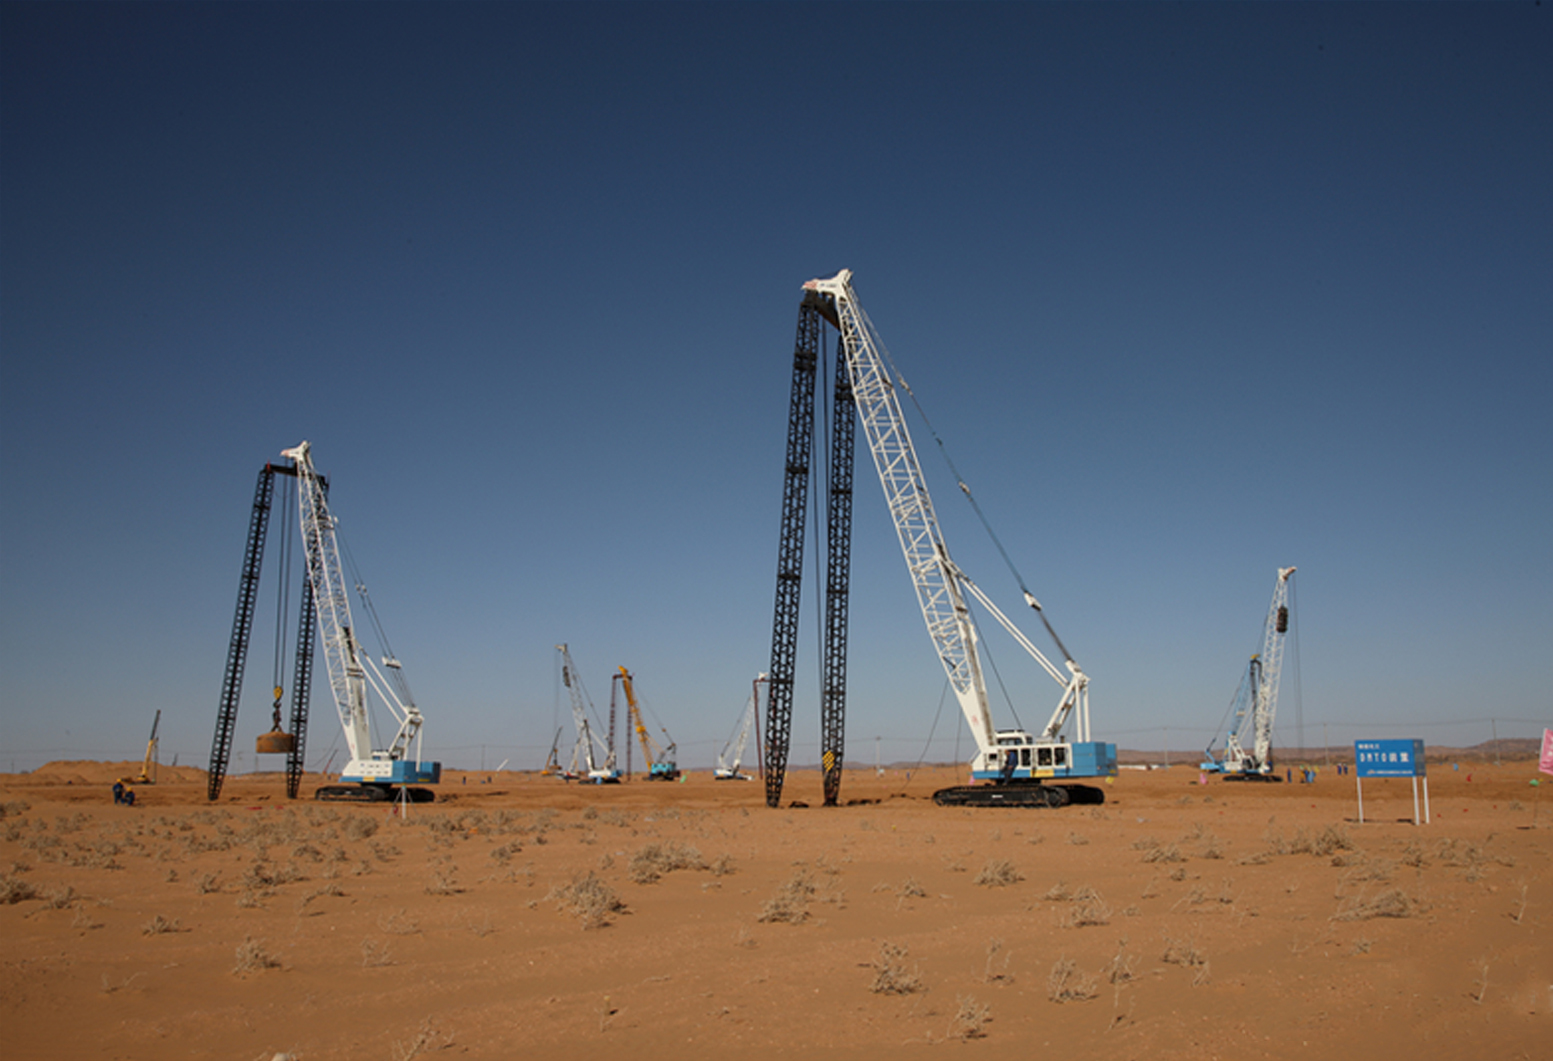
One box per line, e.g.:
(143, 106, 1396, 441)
(3, 758, 1547, 1059)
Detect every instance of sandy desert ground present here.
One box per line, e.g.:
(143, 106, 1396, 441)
(2, 757, 1548, 1060)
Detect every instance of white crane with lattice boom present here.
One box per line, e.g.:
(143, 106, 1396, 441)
(800, 270, 1115, 807)
(1202, 566, 1296, 779)
(281, 441, 439, 802)
(556, 644, 618, 783)
(716, 674, 764, 781)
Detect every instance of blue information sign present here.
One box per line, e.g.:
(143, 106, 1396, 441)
(1354, 739, 1426, 778)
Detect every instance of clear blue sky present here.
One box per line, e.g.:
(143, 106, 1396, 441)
(2, 2, 1548, 776)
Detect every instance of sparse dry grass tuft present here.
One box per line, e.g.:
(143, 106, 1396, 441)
(1332, 888, 1423, 921)
(868, 941, 923, 995)
(983, 937, 1013, 984)
(1162, 933, 1210, 984)
(948, 995, 991, 1039)
(141, 914, 182, 935)
(628, 841, 706, 884)
(0, 872, 38, 905)
(232, 936, 281, 975)
(547, 871, 625, 929)
(757, 870, 815, 924)
(1047, 957, 1099, 1002)
(973, 858, 1023, 888)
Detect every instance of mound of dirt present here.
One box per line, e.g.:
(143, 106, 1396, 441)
(11, 761, 209, 786)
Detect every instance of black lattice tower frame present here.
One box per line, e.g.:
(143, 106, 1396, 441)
(765, 290, 856, 808)
(764, 300, 820, 807)
(208, 460, 322, 802)
(820, 333, 855, 806)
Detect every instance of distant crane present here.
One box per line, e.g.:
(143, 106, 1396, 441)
(556, 644, 618, 783)
(616, 667, 680, 780)
(716, 674, 765, 781)
(1202, 567, 1297, 779)
(131, 710, 161, 784)
(539, 727, 564, 776)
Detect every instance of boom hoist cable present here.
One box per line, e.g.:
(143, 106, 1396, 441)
(880, 340, 1076, 668)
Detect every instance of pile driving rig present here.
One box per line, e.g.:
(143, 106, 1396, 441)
(284, 442, 440, 802)
(556, 644, 619, 783)
(716, 674, 764, 781)
(1202, 567, 1296, 780)
(765, 270, 1115, 808)
(616, 667, 679, 780)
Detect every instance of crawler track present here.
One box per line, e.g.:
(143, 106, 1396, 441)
(314, 785, 436, 803)
(931, 783, 1106, 808)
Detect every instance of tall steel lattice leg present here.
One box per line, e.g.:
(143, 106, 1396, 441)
(764, 300, 822, 808)
(208, 465, 275, 802)
(821, 333, 855, 806)
(284, 572, 316, 799)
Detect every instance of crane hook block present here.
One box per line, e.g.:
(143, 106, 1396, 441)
(1276, 606, 1289, 634)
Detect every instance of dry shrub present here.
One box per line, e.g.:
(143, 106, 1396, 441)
(1043, 880, 1071, 902)
(142, 914, 182, 935)
(361, 938, 394, 967)
(0, 873, 38, 905)
(1047, 957, 1099, 1002)
(1103, 940, 1137, 984)
(974, 859, 1023, 888)
(983, 938, 1013, 984)
(1142, 843, 1183, 864)
(393, 1017, 449, 1060)
(758, 870, 815, 924)
(425, 864, 461, 896)
(1162, 934, 1207, 969)
(1131, 835, 1160, 851)
(342, 815, 379, 841)
(378, 908, 420, 935)
(41, 884, 76, 910)
(628, 841, 706, 884)
(709, 853, 735, 877)
(232, 936, 281, 975)
(1332, 888, 1422, 921)
(897, 877, 927, 899)
(548, 871, 625, 929)
(1309, 825, 1354, 856)
(948, 996, 991, 1039)
(1058, 890, 1112, 928)
(869, 941, 922, 995)
(297, 882, 343, 914)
